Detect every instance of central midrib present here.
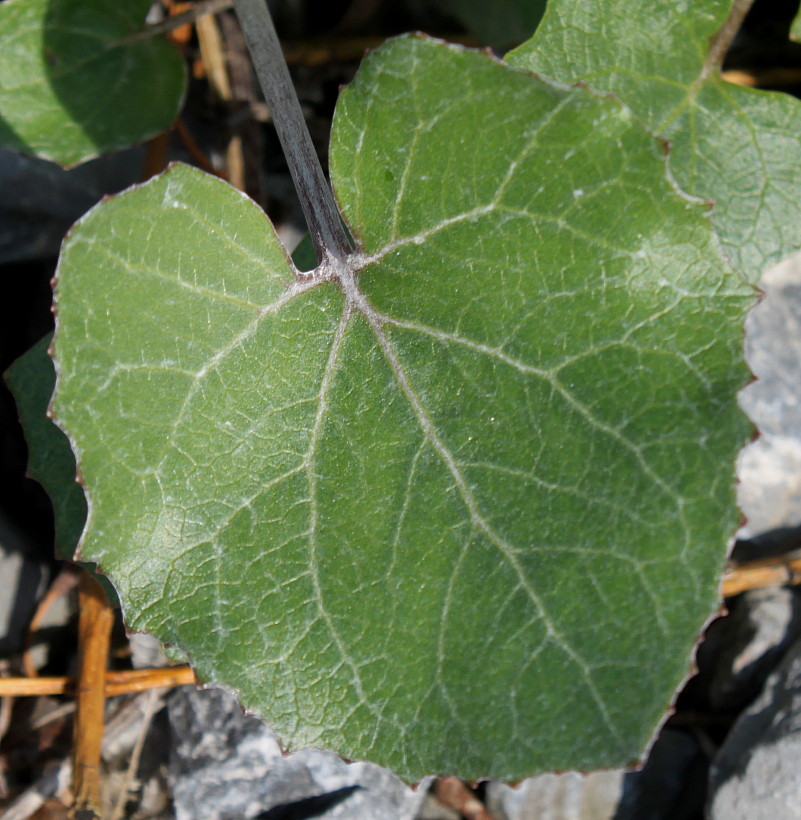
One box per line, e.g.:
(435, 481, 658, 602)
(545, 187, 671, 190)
(304, 260, 625, 745)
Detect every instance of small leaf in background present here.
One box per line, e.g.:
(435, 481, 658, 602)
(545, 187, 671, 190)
(5, 335, 118, 601)
(53, 36, 751, 780)
(291, 233, 319, 272)
(0, 0, 186, 166)
(435, 0, 547, 50)
(507, 0, 801, 282)
(6, 335, 86, 560)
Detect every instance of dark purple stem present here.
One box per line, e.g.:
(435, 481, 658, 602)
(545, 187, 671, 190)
(233, 0, 352, 264)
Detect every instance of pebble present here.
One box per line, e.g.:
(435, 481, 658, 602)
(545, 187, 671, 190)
(0, 513, 46, 656)
(168, 686, 435, 820)
(708, 634, 801, 819)
(707, 586, 801, 713)
(484, 769, 623, 820)
(738, 252, 801, 538)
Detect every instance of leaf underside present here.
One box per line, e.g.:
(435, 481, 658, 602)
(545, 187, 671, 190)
(507, 0, 801, 282)
(53, 36, 751, 780)
(0, 0, 185, 166)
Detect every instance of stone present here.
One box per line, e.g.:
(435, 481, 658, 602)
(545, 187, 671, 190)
(168, 686, 433, 820)
(707, 586, 801, 712)
(0, 513, 46, 656)
(708, 634, 801, 819)
(484, 769, 623, 820)
(738, 252, 801, 539)
(613, 729, 706, 820)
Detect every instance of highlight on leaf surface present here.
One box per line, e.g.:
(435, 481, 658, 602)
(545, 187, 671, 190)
(0, 0, 186, 166)
(506, 0, 801, 282)
(51, 35, 752, 780)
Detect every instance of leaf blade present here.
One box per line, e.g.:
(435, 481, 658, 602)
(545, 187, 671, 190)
(53, 37, 751, 780)
(506, 0, 801, 281)
(0, 0, 186, 166)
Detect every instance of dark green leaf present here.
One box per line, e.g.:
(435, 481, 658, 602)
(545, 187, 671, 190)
(6, 335, 87, 560)
(0, 0, 186, 166)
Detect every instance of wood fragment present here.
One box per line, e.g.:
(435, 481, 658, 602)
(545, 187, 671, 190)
(0, 760, 70, 820)
(197, 12, 233, 98)
(174, 119, 225, 177)
(23, 567, 81, 679)
(0, 663, 14, 746)
(0, 691, 172, 820)
(0, 666, 197, 698)
(721, 69, 758, 86)
(104, 666, 197, 696)
(107, 689, 165, 820)
(722, 551, 801, 597)
(433, 777, 495, 820)
(30, 702, 77, 732)
(196, 12, 249, 190)
(217, 11, 266, 203)
(159, 1, 195, 47)
(142, 132, 172, 181)
(133, 0, 234, 41)
(700, 0, 757, 81)
(68, 575, 114, 820)
(722, 67, 801, 88)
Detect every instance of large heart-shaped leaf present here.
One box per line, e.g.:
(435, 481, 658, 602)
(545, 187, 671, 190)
(52, 36, 751, 779)
(0, 0, 185, 166)
(507, 0, 801, 281)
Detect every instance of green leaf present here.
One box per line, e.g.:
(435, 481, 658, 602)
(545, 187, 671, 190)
(52, 37, 751, 780)
(792, 9, 801, 42)
(507, 0, 801, 281)
(5, 237, 316, 561)
(0, 0, 186, 166)
(291, 233, 319, 272)
(6, 335, 87, 560)
(5, 336, 118, 601)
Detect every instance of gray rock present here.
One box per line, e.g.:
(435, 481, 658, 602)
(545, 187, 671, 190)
(738, 436, 801, 538)
(0, 513, 46, 656)
(485, 769, 624, 820)
(101, 689, 172, 818)
(707, 586, 801, 712)
(738, 252, 801, 538)
(708, 633, 801, 819)
(613, 729, 706, 820)
(168, 686, 432, 820)
(129, 631, 171, 670)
